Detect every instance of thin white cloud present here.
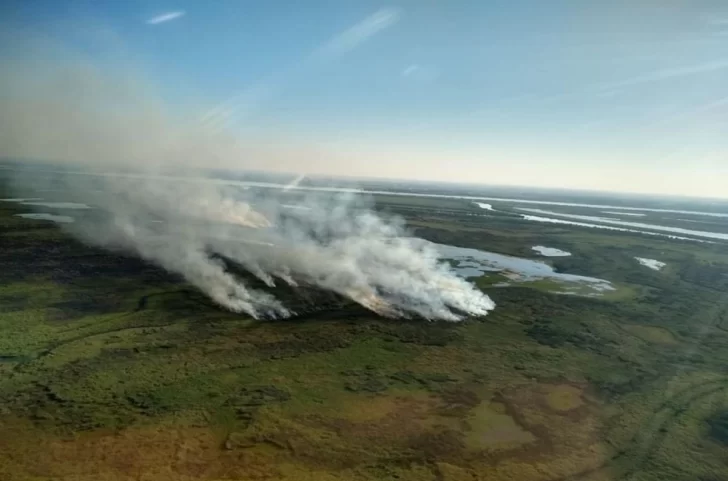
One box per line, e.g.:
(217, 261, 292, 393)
(650, 95, 728, 128)
(401, 64, 420, 77)
(402, 56, 728, 135)
(147, 11, 186, 25)
(313, 7, 401, 59)
(201, 7, 401, 130)
(597, 58, 728, 92)
(199, 84, 275, 130)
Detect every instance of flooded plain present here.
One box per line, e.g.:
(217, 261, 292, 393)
(435, 242, 613, 294)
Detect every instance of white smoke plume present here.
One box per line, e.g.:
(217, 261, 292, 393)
(1, 41, 495, 321)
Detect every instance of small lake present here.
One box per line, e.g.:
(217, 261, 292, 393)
(635, 257, 666, 271)
(532, 245, 571, 257)
(473, 202, 494, 211)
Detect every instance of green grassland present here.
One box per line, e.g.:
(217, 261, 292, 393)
(1, 190, 728, 480)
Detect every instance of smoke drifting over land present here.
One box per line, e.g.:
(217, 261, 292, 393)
(1, 43, 495, 321)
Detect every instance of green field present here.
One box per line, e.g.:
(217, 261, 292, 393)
(1, 189, 728, 481)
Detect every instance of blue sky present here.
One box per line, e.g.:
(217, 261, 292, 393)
(3, 1, 728, 197)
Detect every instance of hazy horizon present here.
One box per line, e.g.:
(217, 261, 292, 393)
(5, 158, 728, 206)
(1, 1, 727, 198)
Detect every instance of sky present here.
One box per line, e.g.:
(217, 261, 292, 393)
(1, 0, 728, 198)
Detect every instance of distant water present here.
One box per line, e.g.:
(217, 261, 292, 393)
(520, 214, 703, 242)
(7, 168, 728, 217)
(0, 198, 43, 202)
(281, 204, 311, 210)
(1, 198, 91, 209)
(21, 201, 90, 209)
(435, 242, 613, 293)
(223, 179, 728, 218)
(16, 213, 74, 223)
(602, 211, 646, 217)
(518, 208, 728, 241)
